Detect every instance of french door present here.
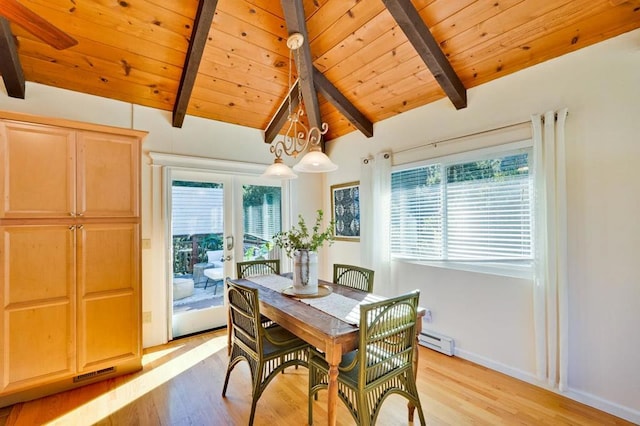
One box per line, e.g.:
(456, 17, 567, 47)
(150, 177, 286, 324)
(167, 169, 284, 339)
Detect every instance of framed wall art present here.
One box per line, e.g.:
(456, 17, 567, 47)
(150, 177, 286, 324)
(330, 181, 360, 241)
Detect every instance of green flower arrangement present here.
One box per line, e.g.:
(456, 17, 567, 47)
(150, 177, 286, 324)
(273, 209, 335, 258)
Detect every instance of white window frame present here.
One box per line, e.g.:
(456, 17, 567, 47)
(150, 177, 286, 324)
(391, 140, 534, 279)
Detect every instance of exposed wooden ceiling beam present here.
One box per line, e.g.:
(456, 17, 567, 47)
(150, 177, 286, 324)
(280, 0, 323, 149)
(172, 0, 218, 128)
(313, 67, 373, 138)
(264, 80, 300, 144)
(0, 0, 77, 50)
(0, 17, 25, 99)
(382, 0, 467, 109)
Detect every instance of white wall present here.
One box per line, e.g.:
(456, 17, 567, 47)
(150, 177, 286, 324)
(1, 29, 638, 422)
(324, 29, 640, 423)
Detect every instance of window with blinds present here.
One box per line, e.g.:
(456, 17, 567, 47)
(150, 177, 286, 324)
(391, 147, 533, 266)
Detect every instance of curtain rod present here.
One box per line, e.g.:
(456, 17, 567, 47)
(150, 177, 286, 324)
(394, 111, 567, 156)
(394, 120, 530, 155)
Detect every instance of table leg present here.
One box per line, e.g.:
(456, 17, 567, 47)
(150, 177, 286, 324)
(407, 319, 423, 421)
(327, 363, 339, 425)
(325, 346, 342, 426)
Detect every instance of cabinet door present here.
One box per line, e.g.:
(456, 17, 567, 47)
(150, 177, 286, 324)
(0, 225, 76, 393)
(76, 132, 140, 218)
(0, 122, 76, 218)
(76, 223, 140, 372)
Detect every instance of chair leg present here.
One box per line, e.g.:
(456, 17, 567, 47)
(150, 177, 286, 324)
(249, 398, 259, 426)
(417, 404, 427, 426)
(204, 278, 210, 290)
(407, 399, 427, 426)
(221, 361, 233, 397)
(407, 376, 427, 426)
(248, 362, 264, 426)
(357, 388, 369, 426)
(222, 349, 243, 397)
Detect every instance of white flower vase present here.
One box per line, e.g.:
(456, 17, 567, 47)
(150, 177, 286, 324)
(292, 250, 318, 295)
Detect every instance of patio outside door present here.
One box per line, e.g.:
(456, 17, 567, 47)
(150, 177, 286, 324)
(169, 170, 283, 339)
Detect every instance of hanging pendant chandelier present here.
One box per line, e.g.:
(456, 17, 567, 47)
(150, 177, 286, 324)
(261, 33, 338, 179)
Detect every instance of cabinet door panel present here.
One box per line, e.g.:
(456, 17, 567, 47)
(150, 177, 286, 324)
(78, 224, 138, 294)
(0, 122, 75, 218)
(0, 225, 75, 392)
(77, 132, 140, 217)
(3, 305, 74, 391)
(77, 223, 140, 371)
(80, 295, 137, 370)
(1, 225, 74, 303)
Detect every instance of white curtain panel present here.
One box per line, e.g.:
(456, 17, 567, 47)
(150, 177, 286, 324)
(360, 156, 373, 267)
(532, 108, 569, 391)
(360, 152, 392, 292)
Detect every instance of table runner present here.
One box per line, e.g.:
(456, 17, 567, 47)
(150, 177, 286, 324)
(247, 274, 384, 325)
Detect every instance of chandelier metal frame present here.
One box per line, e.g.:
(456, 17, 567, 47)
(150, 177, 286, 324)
(262, 32, 336, 179)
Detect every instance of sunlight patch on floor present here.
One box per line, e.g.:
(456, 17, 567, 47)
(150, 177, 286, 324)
(141, 345, 184, 367)
(44, 335, 227, 425)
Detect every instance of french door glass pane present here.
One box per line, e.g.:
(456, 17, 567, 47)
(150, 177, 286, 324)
(242, 184, 281, 260)
(171, 180, 226, 338)
(172, 180, 224, 275)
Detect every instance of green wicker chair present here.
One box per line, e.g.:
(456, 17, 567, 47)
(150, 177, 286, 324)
(236, 259, 280, 328)
(333, 263, 375, 292)
(236, 259, 280, 278)
(308, 290, 425, 426)
(222, 280, 309, 426)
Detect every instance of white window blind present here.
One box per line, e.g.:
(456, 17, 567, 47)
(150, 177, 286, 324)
(390, 165, 442, 259)
(391, 148, 532, 264)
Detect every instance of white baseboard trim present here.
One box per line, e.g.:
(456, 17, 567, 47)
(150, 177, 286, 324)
(561, 389, 640, 425)
(453, 348, 640, 425)
(454, 347, 541, 387)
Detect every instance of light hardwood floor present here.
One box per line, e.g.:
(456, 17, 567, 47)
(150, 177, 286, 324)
(0, 329, 633, 425)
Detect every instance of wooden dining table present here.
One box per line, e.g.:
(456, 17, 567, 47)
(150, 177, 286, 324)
(227, 274, 425, 426)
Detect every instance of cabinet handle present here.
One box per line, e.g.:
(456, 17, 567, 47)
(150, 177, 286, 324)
(78, 225, 84, 230)
(69, 212, 76, 217)
(77, 213, 84, 217)
(69, 225, 76, 231)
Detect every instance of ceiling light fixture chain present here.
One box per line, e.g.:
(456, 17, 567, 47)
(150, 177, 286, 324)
(261, 33, 336, 179)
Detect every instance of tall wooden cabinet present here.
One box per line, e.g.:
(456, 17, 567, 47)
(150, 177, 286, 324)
(0, 113, 145, 407)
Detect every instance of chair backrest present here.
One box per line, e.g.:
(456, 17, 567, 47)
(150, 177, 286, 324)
(357, 290, 420, 386)
(227, 280, 263, 356)
(237, 259, 280, 279)
(333, 264, 375, 292)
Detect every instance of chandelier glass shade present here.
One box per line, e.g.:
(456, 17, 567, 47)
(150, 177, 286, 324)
(262, 157, 299, 179)
(261, 33, 337, 179)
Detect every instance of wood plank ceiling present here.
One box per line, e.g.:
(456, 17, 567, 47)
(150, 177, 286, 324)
(1, 0, 639, 143)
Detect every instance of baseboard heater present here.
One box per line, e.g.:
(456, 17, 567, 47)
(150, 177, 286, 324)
(418, 331, 454, 356)
(74, 366, 116, 383)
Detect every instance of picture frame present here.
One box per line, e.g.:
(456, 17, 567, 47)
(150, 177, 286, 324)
(330, 181, 360, 241)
